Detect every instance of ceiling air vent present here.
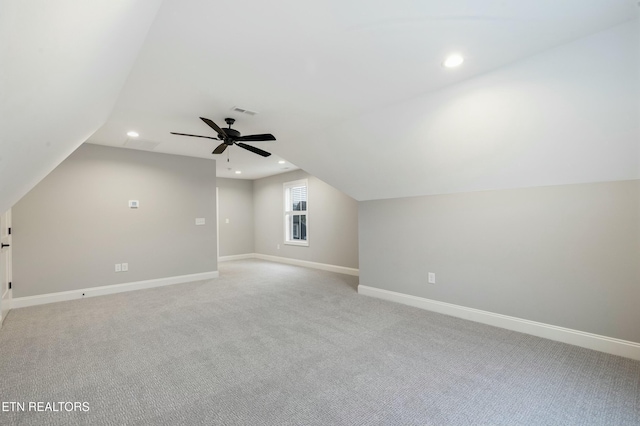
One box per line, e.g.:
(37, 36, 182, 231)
(231, 106, 258, 116)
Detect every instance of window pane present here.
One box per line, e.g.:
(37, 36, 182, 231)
(290, 214, 307, 241)
(292, 214, 300, 239)
(290, 185, 307, 211)
(300, 214, 307, 240)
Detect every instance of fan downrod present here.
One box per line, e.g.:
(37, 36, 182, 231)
(221, 118, 240, 140)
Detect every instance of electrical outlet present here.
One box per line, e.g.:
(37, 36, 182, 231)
(122, 263, 128, 272)
(428, 272, 436, 284)
(115, 264, 122, 272)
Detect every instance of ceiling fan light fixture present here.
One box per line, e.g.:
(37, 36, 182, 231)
(127, 131, 139, 138)
(443, 54, 464, 68)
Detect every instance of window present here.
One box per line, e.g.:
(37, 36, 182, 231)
(284, 179, 308, 246)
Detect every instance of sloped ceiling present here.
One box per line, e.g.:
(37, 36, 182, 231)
(3, 1, 639, 208)
(293, 21, 640, 200)
(86, 0, 638, 199)
(0, 0, 163, 214)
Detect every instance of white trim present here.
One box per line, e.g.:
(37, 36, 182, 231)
(358, 285, 640, 361)
(283, 240, 309, 247)
(218, 253, 256, 262)
(216, 187, 220, 262)
(217, 253, 358, 275)
(0, 288, 10, 325)
(1, 208, 11, 327)
(255, 253, 359, 276)
(283, 178, 308, 189)
(11, 271, 219, 309)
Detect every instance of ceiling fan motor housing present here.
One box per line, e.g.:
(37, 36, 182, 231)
(222, 128, 241, 139)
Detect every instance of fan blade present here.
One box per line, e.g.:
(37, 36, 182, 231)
(199, 117, 226, 138)
(235, 133, 276, 142)
(212, 143, 228, 154)
(235, 142, 271, 157)
(170, 132, 220, 140)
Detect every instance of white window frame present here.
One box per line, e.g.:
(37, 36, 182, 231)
(283, 179, 309, 246)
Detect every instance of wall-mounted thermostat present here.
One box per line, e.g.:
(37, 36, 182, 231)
(129, 200, 139, 209)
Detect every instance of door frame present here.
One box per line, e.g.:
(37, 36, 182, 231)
(216, 187, 219, 262)
(0, 209, 12, 326)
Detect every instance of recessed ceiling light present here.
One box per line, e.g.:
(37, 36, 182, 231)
(235, 171, 242, 174)
(278, 160, 285, 164)
(127, 131, 139, 138)
(443, 54, 464, 68)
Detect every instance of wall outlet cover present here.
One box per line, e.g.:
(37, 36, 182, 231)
(195, 218, 206, 225)
(122, 263, 129, 272)
(428, 272, 436, 284)
(115, 264, 122, 272)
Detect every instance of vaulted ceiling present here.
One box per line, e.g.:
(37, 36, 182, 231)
(1, 1, 638, 212)
(0, 0, 164, 214)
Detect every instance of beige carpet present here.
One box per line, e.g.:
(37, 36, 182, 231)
(0, 259, 638, 425)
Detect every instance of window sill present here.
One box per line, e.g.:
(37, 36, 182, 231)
(284, 241, 309, 247)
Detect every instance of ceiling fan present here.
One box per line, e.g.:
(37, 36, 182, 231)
(171, 117, 275, 157)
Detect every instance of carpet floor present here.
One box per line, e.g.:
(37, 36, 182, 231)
(0, 259, 638, 425)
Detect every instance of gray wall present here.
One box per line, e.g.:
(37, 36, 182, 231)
(254, 170, 359, 269)
(359, 180, 640, 343)
(217, 178, 254, 256)
(13, 144, 217, 298)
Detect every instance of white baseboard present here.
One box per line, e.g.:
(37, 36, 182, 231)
(218, 252, 359, 276)
(11, 271, 219, 310)
(218, 253, 256, 262)
(358, 285, 640, 361)
(254, 253, 359, 276)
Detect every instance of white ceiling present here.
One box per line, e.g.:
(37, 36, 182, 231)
(87, 0, 638, 193)
(309, 20, 639, 200)
(2, 1, 639, 210)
